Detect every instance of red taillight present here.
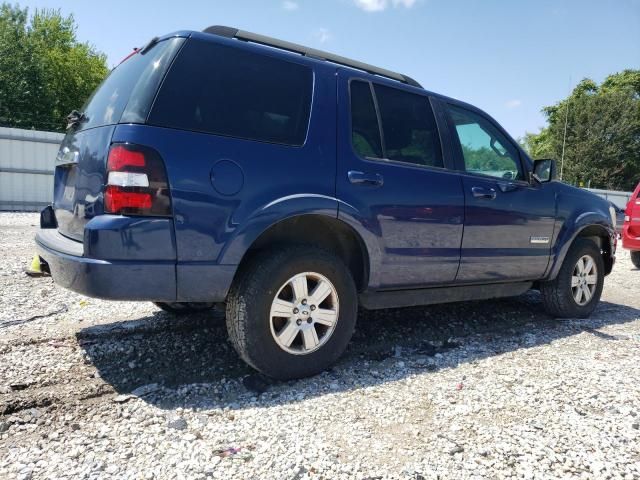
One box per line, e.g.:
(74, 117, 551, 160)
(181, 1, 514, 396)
(108, 145, 146, 170)
(105, 186, 152, 212)
(104, 143, 171, 216)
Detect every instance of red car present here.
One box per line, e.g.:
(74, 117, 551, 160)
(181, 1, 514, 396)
(622, 182, 640, 269)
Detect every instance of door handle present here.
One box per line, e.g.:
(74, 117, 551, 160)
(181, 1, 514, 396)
(348, 170, 384, 187)
(471, 186, 497, 199)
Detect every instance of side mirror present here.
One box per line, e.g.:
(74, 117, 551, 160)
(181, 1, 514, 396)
(531, 158, 557, 184)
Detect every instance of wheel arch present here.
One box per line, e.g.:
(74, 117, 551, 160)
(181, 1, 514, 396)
(229, 213, 371, 293)
(548, 219, 615, 280)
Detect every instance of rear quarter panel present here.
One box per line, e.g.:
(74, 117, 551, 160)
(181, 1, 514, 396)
(111, 58, 338, 267)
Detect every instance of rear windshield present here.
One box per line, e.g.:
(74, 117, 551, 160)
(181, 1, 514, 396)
(148, 38, 313, 146)
(79, 37, 185, 131)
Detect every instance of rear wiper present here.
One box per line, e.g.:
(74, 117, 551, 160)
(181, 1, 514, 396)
(66, 110, 86, 130)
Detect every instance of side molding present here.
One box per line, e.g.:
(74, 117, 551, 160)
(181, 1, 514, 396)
(360, 282, 533, 310)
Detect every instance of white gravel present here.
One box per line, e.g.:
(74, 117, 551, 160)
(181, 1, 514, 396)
(1, 212, 639, 480)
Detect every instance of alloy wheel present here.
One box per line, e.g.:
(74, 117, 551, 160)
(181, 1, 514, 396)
(571, 254, 598, 306)
(269, 272, 339, 355)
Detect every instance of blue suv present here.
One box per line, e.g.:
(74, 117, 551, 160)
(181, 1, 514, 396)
(36, 26, 617, 379)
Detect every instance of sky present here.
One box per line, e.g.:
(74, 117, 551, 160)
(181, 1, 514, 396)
(17, 0, 640, 139)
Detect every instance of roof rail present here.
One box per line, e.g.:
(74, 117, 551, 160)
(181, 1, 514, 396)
(202, 25, 422, 89)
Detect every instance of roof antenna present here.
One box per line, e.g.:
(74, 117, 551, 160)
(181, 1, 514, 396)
(559, 75, 572, 181)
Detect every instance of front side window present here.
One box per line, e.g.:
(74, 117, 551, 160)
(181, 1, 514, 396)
(149, 39, 313, 146)
(373, 84, 443, 168)
(448, 105, 523, 180)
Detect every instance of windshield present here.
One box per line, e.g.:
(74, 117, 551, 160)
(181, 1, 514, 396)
(78, 37, 185, 131)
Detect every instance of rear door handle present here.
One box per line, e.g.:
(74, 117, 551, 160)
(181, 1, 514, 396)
(348, 170, 384, 187)
(471, 186, 497, 199)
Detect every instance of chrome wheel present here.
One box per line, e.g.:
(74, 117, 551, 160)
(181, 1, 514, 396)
(269, 272, 339, 355)
(571, 255, 598, 306)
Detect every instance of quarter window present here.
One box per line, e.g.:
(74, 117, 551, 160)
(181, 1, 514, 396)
(448, 105, 523, 180)
(149, 39, 313, 146)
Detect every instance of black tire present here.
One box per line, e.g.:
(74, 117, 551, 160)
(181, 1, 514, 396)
(540, 238, 604, 318)
(153, 302, 216, 314)
(631, 251, 640, 269)
(226, 245, 358, 380)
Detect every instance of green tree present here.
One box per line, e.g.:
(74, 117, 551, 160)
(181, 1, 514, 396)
(461, 145, 518, 173)
(0, 3, 108, 131)
(522, 70, 640, 191)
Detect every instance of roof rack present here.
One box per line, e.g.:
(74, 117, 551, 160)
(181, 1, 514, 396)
(202, 25, 422, 89)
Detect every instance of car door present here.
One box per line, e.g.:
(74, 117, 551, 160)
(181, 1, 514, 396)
(443, 102, 556, 282)
(336, 71, 465, 289)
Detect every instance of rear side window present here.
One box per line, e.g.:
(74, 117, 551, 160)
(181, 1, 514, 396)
(373, 84, 443, 168)
(149, 39, 313, 146)
(350, 81, 383, 158)
(80, 38, 185, 130)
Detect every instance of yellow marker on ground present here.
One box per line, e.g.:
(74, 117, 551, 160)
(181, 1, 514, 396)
(25, 253, 47, 277)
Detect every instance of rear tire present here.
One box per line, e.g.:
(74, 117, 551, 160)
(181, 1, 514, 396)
(540, 238, 604, 318)
(631, 251, 640, 269)
(153, 302, 216, 314)
(226, 245, 357, 380)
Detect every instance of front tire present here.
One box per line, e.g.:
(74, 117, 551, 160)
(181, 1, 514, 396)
(631, 251, 640, 269)
(540, 238, 604, 318)
(226, 245, 357, 380)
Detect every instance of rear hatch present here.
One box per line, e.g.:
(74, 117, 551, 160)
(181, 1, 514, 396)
(53, 36, 185, 241)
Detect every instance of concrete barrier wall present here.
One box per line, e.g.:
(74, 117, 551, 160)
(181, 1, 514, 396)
(585, 188, 633, 209)
(0, 127, 64, 211)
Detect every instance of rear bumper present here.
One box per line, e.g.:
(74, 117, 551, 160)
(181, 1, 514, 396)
(36, 228, 177, 301)
(35, 213, 237, 302)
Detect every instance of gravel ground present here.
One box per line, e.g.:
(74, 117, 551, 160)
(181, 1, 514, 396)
(1, 212, 639, 480)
